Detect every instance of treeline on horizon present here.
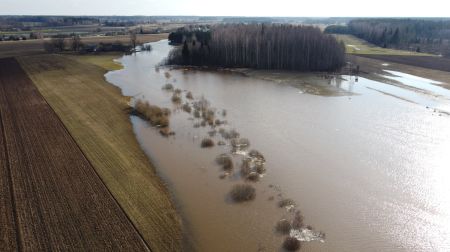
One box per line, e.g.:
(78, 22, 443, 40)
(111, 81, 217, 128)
(325, 18, 450, 56)
(166, 24, 346, 71)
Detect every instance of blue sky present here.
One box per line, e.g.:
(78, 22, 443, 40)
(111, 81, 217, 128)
(0, 0, 448, 17)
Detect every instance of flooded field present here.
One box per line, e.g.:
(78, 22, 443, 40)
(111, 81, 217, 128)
(106, 40, 450, 251)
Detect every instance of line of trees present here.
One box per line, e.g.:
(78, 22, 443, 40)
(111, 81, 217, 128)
(325, 19, 450, 56)
(166, 24, 346, 71)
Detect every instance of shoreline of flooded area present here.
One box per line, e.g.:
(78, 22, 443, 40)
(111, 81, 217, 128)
(106, 40, 450, 251)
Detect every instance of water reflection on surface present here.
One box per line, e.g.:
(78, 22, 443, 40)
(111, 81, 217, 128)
(106, 40, 450, 252)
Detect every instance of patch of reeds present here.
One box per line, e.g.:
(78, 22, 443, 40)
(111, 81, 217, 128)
(186, 91, 193, 99)
(229, 184, 256, 202)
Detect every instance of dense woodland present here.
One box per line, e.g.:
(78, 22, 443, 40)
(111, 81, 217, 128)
(325, 19, 450, 56)
(166, 24, 346, 71)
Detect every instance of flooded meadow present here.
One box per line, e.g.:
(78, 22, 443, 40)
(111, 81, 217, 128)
(106, 40, 450, 251)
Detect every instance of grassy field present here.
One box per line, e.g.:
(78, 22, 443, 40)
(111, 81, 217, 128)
(17, 48, 182, 251)
(0, 58, 150, 250)
(334, 34, 434, 56)
(0, 33, 168, 58)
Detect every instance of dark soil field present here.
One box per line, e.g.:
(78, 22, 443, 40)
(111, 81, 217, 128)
(0, 58, 149, 251)
(356, 54, 450, 73)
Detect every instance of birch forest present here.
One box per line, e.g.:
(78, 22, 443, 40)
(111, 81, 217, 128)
(166, 24, 346, 71)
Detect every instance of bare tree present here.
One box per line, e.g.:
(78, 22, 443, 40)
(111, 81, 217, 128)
(71, 34, 83, 52)
(129, 31, 137, 53)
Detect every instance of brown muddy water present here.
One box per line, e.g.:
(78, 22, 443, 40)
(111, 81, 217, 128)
(106, 40, 450, 252)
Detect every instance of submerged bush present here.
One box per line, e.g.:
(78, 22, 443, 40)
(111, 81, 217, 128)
(171, 93, 182, 103)
(216, 154, 233, 171)
(283, 237, 301, 251)
(186, 91, 194, 99)
(162, 83, 174, 90)
(278, 198, 296, 208)
(276, 219, 292, 234)
(201, 138, 215, 148)
(230, 184, 256, 202)
(134, 99, 170, 127)
(159, 127, 175, 137)
(182, 103, 192, 113)
(292, 210, 304, 229)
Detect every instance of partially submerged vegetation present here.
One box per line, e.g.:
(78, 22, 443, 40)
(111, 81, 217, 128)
(200, 138, 215, 148)
(229, 184, 256, 202)
(167, 24, 345, 71)
(283, 237, 301, 251)
(134, 99, 170, 127)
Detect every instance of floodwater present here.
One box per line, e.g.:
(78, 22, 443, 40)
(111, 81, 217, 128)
(106, 40, 450, 251)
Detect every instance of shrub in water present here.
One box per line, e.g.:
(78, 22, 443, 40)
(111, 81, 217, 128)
(216, 154, 233, 171)
(186, 91, 194, 99)
(276, 219, 292, 234)
(162, 83, 174, 90)
(230, 184, 256, 202)
(279, 198, 296, 208)
(283, 237, 301, 251)
(182, 103, 192, 113)
(171, 93, 182, 103)
(201, 138, 214, 148)
(292, 210, 304, 229)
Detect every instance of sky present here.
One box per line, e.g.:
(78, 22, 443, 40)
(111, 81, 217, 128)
(0, 0, 449, 17)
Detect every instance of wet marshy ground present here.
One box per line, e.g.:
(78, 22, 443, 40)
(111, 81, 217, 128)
(106, 40, 450, 251)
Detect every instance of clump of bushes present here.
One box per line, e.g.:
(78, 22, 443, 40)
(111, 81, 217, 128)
(276, 219, 292, 234)
(162, 83, 174, 90)
(229, 184, 256, 202)
(134, 100, 170, 127)
(216, 154, 233, 171)
(174, 88, 182, 94)
(201, 138, 215, 148)
(283, 237, 301, 251)
(186, 91, 194, 99)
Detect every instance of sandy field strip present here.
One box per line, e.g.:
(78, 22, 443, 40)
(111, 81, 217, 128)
(0, 57, 150, 251)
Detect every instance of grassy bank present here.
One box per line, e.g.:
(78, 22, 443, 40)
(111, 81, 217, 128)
(335, 34, 434, 56)
(17, 52, 182, 251)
